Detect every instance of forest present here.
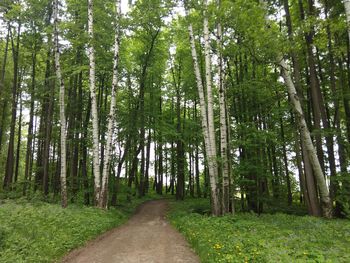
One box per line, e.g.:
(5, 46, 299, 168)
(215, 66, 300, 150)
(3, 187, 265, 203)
(0, 0, 350, 262)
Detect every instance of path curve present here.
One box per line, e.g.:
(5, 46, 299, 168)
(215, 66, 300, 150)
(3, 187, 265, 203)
(61, 200, 199, 263)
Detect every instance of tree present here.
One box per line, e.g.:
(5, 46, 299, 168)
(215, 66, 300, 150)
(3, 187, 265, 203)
(53, 0, 67, 208)
(185, 2, 220, 216)
(87, 0, 101, 205)
(99, 0, 121, 208)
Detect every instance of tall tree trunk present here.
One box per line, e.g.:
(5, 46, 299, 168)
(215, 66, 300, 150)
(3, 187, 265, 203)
(99, 0, 121, 208)
(216, 0, 231, 213)
(176, 82, 184, 200)
(14, 86, 23, 185)
(88, 0, 101, 205)
(144, 129, 151, 194)
(0, 23, 10, 152)
(279, 57, 331, 218)
(282, 0, 322, 216)
(279, 101, 292, 205)
(23, 49, 37, 195)
(185, 5, 220, 215)
(157, 97, 163, 195)
(81, 97, 91, 206)
(54, 0, 68, 208)
(3, 22, 21, 190)
(203, 0, 221, 215)
(194, 101, 201, 198)
(261, 0, 331, 218)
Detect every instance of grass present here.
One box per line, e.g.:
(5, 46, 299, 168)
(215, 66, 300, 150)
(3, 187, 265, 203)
(0, 193, 160, 263)
(168, 198, 350, 263)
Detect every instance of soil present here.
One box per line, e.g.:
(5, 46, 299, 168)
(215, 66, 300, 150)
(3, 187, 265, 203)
(61, 199, 200, 263)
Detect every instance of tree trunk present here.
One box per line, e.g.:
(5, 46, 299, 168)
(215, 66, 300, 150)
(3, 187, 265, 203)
(216, 2, 230, 213)
(3, 22, 21, 190)
(176, 82, 184, 200)
(185, 5, 220, 215)
(88, 0, 101, 205)
(282, 0, 322, 217)
(54, 0, 68, 208)
(278, 57, 331, 218)
(203, 0, 221, 215)
(23, 48, 37, 195)
(99, 0, 121, 208)
(194, 101, 201, 198)
(14, 85, 23, 185)
(0, 23, 10, 152)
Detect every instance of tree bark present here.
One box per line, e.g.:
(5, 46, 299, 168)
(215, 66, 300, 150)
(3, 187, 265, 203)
(282, 0, 322, 217)
(88, 0, 101, 205)
(99, 0, 121, 208)
(23, 48, 37, 195)
(0, 23, 10, 152)
(279, 57, 331, 218)
(14, 83, 23, 185)
(3, 22, 21, 190)
(260, 0, 331, 217)
(54, 0, 68, 208)
(185, 4, 220, 215)
(203, 0, 221, 215)
(216, 0, 231, 214)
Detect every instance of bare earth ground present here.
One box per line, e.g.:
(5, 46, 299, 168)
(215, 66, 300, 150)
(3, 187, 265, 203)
(61, 200, 200, 263)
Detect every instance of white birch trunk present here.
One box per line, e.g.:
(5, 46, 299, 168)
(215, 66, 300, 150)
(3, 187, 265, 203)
(344, 0, 350, 44)
(99, 0, 121, 208)
(88, 0, 101, 205)
(260, 0, 331, 218)
(278, 57, 332, 218)
(185, 6, 220, 216)
(203, 0, 221, 215)
(216, 3, 231, 214)
(53, 0, 67, 208)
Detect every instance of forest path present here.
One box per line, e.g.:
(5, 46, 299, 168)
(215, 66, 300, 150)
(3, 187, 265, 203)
(61, 200, 200, 263)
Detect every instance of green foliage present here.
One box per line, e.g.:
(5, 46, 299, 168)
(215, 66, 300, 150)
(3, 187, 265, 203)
(0, 196, 158, 263)
(168, 199, 350, 263)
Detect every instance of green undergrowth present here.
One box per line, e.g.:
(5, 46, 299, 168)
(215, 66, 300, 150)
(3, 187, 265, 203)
(0, 193, 160, 263)
(168, 198, 350, 263)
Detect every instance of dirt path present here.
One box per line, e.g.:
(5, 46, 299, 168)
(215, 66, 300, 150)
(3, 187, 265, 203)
(61, 200, 200, 263)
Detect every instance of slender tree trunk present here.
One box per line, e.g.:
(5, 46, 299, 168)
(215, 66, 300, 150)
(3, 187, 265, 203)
(145, 129, 151, 194)
(176, 83, 184, 200)
(3, 22, 21, 190)
(203, 0, 221, 215)
(23, 49, 37, 195)
(54, 0, 68, 208)
(99, 0, 121, 208)
(216, 1, 230, 213)
(261, 0, 332, 218)
(185, 5, 220, 215)
(14, 86, 23, 185)
(279, 102, 292, 205)
(41, 5, 54, 196)
(194, 101, 201, 198)
(278, 57, 331, 218)
(81, 97, 91, 206)
(88, 0, 101, 205)
(157, 97, 163, 195)
(282, 0, 322, 217)
(0, 23, 10, 152)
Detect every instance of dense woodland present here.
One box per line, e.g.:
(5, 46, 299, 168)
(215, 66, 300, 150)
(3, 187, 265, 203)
(1, 0, 350, 219)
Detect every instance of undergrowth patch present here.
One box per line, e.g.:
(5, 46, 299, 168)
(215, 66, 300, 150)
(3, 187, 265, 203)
(168, 198, 350, 263)
(0, 194, 159, 262)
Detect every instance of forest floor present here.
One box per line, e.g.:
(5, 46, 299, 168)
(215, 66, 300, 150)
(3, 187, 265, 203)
(168, 198, 350, 262)
(61, 199, 199, 263)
